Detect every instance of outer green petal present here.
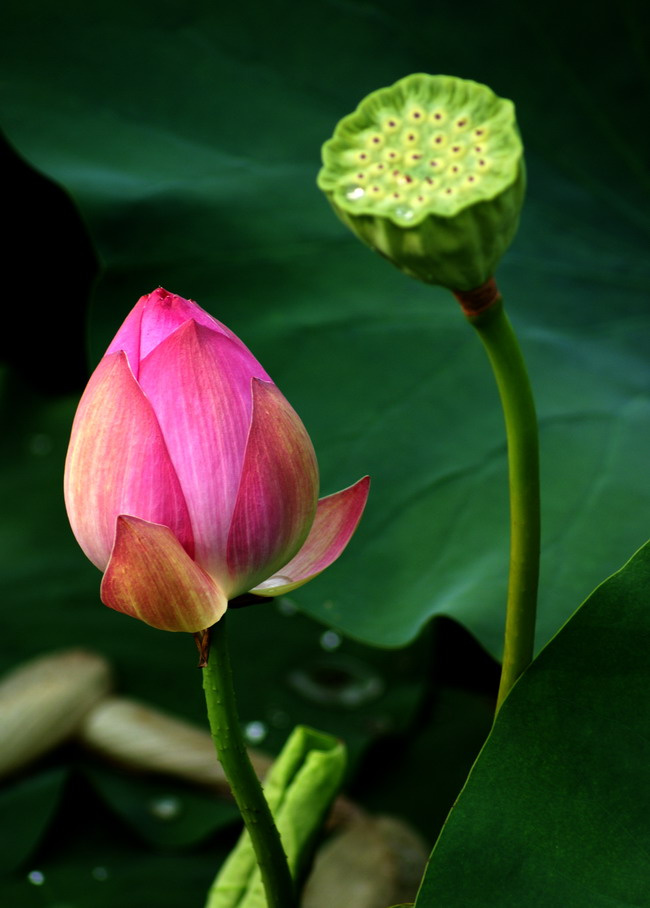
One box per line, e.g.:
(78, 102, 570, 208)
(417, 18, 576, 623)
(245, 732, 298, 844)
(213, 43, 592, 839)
(101, 516, 227, 632)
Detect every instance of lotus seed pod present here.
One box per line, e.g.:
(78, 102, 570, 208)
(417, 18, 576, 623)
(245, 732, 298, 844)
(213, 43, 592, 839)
(317, 73, 525, 291)
(0, 649, 112, 778)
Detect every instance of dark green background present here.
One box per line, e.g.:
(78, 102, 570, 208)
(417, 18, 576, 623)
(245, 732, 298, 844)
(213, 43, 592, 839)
(1, 0, 648, 904)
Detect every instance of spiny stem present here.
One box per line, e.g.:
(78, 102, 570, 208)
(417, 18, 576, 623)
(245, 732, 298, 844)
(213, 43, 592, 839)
(466, 296, 541, 712)
(201, 617, 296, 908)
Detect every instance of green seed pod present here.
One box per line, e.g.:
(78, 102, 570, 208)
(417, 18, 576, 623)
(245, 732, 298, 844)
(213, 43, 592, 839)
(317, 73, 525, 291)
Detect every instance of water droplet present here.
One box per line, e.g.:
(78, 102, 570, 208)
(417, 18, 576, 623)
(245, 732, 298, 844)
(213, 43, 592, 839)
(320, 630, 342, 652)
(27, 870, 45, 886)
(91, 866, 109, 881)
(267, 707, 290, 728)
(28, 434, 52, 456)
(287, 656, 384, 708)
(276, 597, 298, 616)
(394, 205, 415, 221)
(345, 186, 365, 201)
(256, 574, 292, 591)
(149, 796, 181, 820)
(244, 720, 268, 743)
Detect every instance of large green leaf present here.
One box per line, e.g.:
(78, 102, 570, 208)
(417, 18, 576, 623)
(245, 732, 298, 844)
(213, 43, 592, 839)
(84, 765, 241, 850)
(415, 540, 650, 906)
(0, 768, 67, 875)
(1, 0, 648, 660)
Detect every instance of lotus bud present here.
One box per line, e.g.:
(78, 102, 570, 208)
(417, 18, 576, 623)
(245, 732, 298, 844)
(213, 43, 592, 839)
(317, 73, 525, 291)
(0, 649, 112, 778)
(64, 288, 369, 633)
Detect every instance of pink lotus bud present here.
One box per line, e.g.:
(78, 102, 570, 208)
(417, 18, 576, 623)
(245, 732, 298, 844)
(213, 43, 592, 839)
(64, 289, 369, 633)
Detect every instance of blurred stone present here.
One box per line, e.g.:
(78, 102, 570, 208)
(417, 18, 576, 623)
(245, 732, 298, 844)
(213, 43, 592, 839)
(78, 696, 273, 790)
(79, 696, 358, 828)
(301, 814, 429, 908)
(0, 649, 112, 777)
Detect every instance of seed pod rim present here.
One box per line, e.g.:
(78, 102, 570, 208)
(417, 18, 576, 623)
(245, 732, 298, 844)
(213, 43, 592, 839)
(317, 72, 524, 226)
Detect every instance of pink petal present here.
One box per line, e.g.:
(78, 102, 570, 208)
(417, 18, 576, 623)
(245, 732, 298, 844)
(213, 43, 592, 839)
(101, 516, 227, 632)
(107, 288, 271, 381)
(64, 352, 193, 571)
(251, 476, 370, 596)
(105, 294, 145, 377)
(138, 321, 269, 578)
(226, 379, 319, 597)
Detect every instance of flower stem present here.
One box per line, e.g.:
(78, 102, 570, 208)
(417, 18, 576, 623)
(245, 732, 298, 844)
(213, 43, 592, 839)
(202, 617, 296, 908)
(466, 297, 540, 712)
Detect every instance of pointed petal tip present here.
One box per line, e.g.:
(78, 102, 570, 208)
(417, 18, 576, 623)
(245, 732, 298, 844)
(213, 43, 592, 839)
(251, 474, 370, 597)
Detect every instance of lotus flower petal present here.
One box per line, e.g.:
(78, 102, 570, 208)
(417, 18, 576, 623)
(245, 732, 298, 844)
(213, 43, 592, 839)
(64, 352, 193, 571)
(65, 288, 369, 634)
(226, 379, 319, 597)
(138, 321, 269, 577)
(101, 516, 227, 632)
(107, 288, 271, 380)
(252, 476, 370, 597)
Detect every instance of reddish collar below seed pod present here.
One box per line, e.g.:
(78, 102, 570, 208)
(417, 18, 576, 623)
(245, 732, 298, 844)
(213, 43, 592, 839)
(453, 277, 502, 316)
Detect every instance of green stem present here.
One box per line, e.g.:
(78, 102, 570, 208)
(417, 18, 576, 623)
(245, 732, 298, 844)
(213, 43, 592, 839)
(202, 617, 296, 908)
(467, 298, 540, 712)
